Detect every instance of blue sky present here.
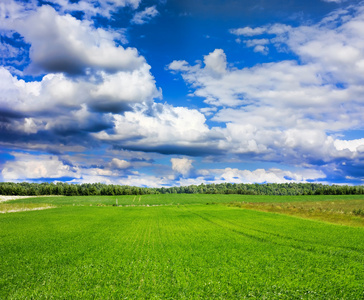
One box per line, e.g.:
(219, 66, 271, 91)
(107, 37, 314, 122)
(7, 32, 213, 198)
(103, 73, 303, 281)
(1, 0, 364, 187)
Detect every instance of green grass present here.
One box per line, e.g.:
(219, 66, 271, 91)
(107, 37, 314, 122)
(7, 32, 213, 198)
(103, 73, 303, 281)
(0, 202, 55, 213)
(227, 198, 364, 227)
(1, 195, 364, 298)
(7, 193, 364, 207)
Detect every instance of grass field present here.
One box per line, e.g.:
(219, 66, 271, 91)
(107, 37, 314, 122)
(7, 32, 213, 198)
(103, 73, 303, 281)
(4, 193, 364, 206)
(1, 194, 364, 299)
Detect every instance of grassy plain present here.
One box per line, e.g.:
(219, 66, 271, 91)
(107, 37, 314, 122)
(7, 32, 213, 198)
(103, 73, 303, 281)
(227, 198, 364, 228)
(4, 193, 364, 206)
(1, 194, 364, 299)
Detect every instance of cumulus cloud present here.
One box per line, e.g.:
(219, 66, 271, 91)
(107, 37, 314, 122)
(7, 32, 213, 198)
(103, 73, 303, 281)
(334, 138, 364, 152)
(0, 151, 333, 186)
(131, 6, 159, 25)
(168, 5, 364, 168)
(244, 39, 270, 54)
(203, 49, 227, 75)
(1, 0, 364, 185)
(0, 0, 162, 154)
(169, 57, 331, 107)
(0, 150, 173, 186)
(0, 66, 160, 139)
(230, 27, 267, 36)
(1, 153, 79, 181)
(93, 103, 216, 155)
(167, 60, 190, 72)
(171, 158, 194, 176)
(322, 0, 345, 3)
(0, 0, 141, 23)
(109, 158, 131, 169)
(6, 5, 142, 75)
(89, 65, 160, 112)
(230, 7, 364, 88)
(1, 152, 139, 183)
(173, 166, 327, 187)
(214, 167, 326, 184)
(230, 24, 291, 37)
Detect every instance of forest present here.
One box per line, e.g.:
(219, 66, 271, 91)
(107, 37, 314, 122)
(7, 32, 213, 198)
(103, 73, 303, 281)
(1, 181, 364, 196)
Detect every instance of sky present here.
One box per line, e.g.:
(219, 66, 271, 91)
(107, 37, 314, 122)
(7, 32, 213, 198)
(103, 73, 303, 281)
(1, 0, 364, 187)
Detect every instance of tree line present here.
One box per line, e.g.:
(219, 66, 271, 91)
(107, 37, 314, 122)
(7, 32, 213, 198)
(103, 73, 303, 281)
(1, 182, 364, 196)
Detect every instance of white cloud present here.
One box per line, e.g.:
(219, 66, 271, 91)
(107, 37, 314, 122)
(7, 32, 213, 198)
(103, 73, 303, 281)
(0, 66, 161, 136)
(203, 49, 227, 75)
(174, 167, 326, 186)
(334, 138, 364, 152)
(245, 39, 270, 47)
(167, 60, 190, 72)
(0, 152, 329, 186)
(0, 0, 141, 23)
(1, 0, 363, 185)
(168, 5, 364, 165)
(171, 158, 194, 176)
(102, 0, 141, 10)
(131, 6, 159, 25)
(230, 27, 267, 36)
(90, 65, 160, 107)
(109, 158, 131, 169)
(93, 103, 212, 150)
(230, 24, 291, 37)
(199, 106, 217, 116)
(1, 152, 138, 183)
(322, 0, 345, 3)
(253, 45, 268, 54)
(214, 167, 326, 184)
(108, 175, 170, 188)
(1, 153, 79, 181)
(170, 58, 331, 107)
(243, 39, 270, 54)
(11, 118, 43, 134)
(0, 2, 162, 141)
(8, 5, 141, 75)
(230, 7, 364, 87)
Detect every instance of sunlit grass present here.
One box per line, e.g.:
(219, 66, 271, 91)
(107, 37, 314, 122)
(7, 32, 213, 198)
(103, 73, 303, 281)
(227, 199, 364, 227)
(1, 194, 364, 298)
(0, 202, 55, 213)
(1, 204, 364, 298)
(7, 193, 364, 207)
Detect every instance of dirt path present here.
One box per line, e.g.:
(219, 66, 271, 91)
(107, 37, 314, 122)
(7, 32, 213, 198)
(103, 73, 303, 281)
(0, 196, 37, 203)
(0, 206, 55, 213)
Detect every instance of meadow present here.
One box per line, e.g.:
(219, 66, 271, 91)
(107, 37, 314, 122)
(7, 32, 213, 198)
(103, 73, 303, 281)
(1, 194, 364, 299)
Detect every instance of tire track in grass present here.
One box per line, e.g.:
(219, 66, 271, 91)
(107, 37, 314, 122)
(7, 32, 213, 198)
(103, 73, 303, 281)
(214, 208, 364, 260)
(131, 206, 202, 297)
(70, 208, 142, 294)
(180, 205, 364, 298)
(133, 211, 150, 292)
(169, 206, 305, 297)
(155, 207, 178, 287)
(202, 207, 364, 255)
(220, 206, 364, 251)
(183, 206, 364, 262)
(126, 209, 152, 291)
(156, 206, 197, 297)
(153, 206, 234, 296)
(72, 207, 147, 295)
(181, 205, 269, 243)
(225, 208, 364, 259)
(123, 206, 175, 297)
